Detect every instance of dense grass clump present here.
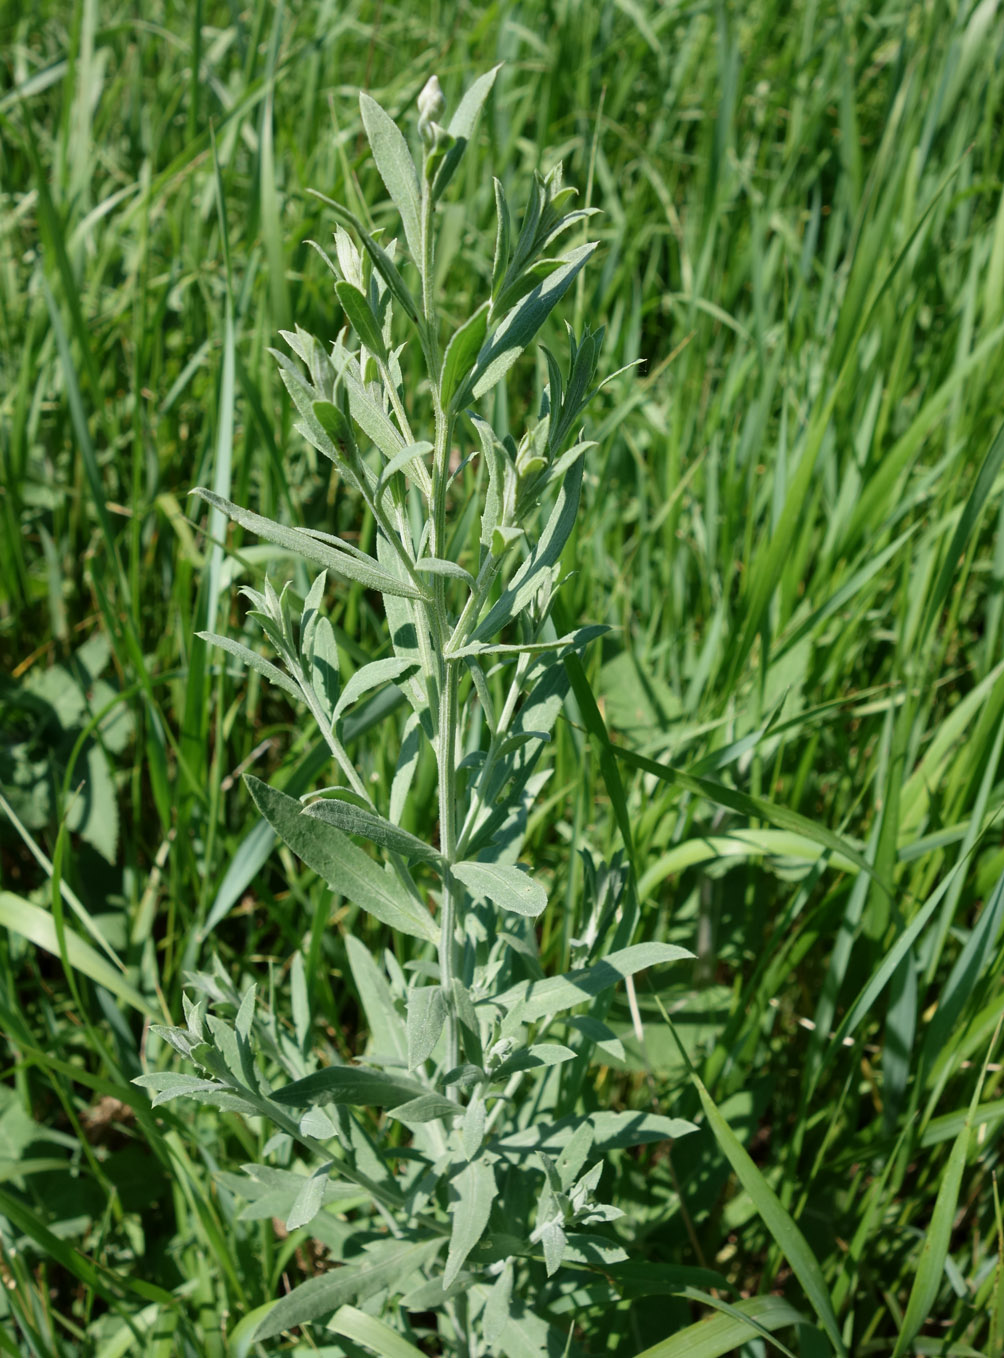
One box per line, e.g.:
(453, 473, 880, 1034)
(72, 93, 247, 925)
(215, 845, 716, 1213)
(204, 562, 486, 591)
(1, 1, 1003, 1354)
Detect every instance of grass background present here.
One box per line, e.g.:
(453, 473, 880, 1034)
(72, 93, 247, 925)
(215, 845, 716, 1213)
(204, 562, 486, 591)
(2, 0, 1004, 1353)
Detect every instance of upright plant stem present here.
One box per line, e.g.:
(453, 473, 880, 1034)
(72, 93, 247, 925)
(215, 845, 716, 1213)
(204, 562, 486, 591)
(420, 158, 462, 1087)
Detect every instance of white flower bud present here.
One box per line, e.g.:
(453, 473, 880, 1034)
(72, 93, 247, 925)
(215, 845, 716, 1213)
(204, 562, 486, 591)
(418, 75, 446, 145)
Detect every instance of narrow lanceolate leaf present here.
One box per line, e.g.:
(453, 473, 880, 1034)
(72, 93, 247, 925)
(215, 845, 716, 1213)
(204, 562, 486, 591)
(190, 488, 426, 600)
(0, 892, 155, 1017)
(327, 1305, 428, 1358)
(453, 860, 547, 918)
(198, 631, 300, 699)
(335, 279, 388, 360)
(246, 777, 439, 944)
(689, 1070, 846, 1356)
(564, 650, 891, 896)
(304, 797, 443, 865)
(346, 934, 407, 1064)
(470, 455, 584, 643)
(485, 942, 693, 1024)
(495, 1110, 697, 1155)
(634, 1295, 806, 1358)
(442, 301, 490, 409)
(343, 370, 408, 462)
(470, 242, 597, 399)
(891, 1024, 999, 1358)
(271, 1064, 429, 1108)
(431, 64, 502, 201)
(253, 1237, 444, 1341)
(132, 1072, 226, 1107)
(444, 1157, 498, 1287)
(359, 92, 422, 261)
(309, 191, 420, 323)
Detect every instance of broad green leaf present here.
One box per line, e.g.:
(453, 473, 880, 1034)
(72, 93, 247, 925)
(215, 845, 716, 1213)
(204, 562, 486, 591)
(359, 92, 422, 261)
(246, 777, 439, 943)
(471, 242, 597, 399)
(431, 65, 502, 201)
(191, 488, 426, 600)
(444, 1156, 498, 1286)
(253, 1237, 444, 1341)
(442, 301, 490, 409)
(327, 1304, 428, 1358)
(0, 892, 154, 1017)
(271, 1064, 428, 1108)
(635, 1294, 806, 1358)
(335, 280, 387, 360)
(486, 942, 692, 1023)
(198, 631, 300, 699)
(453, 860, 547, 917)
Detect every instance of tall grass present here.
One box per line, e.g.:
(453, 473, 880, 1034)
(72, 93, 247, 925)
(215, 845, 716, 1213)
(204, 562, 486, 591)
(1, 0, 1003, 1354)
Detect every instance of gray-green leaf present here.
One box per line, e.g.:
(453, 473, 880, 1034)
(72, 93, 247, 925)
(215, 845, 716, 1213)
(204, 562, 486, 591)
(191, 488, 426, 601)
(431, 65, 502, 202)
(285, 1163, 333, 1231)
(471, 242, 597, 399)
(253, 1237, 444, 1341)
(198, 631, 300, 700)
(359, 92, 422, 261)
(442, 302, 490, 409)
(444, 1156, 498, 1287)
(470, 454, 584, 642)
(246, 776, 438, 944)
(453, 861, 547, 918)
(305, 797, 441, 865)
(486, 942, 693, 1023)
(408, 985, 448, 1069)
(333, 656, 416, 722)
(335, 280, 388, 360)
(271, 1064, 429, 1108)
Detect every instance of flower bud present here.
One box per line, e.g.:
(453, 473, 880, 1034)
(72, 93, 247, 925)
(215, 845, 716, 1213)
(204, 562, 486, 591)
(417, 75, 446, 145)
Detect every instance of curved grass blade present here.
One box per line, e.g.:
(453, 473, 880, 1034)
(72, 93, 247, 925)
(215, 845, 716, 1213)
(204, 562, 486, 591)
(635, 1294, 807, 1358)
(660, 1007, 847, 1356)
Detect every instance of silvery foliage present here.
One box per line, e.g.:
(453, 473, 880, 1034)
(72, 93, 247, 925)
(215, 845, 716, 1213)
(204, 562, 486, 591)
(137, 70, 694, 1352)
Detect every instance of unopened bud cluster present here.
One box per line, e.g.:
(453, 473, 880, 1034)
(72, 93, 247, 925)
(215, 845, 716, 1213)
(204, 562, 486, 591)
(417, 75, 447, 148)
